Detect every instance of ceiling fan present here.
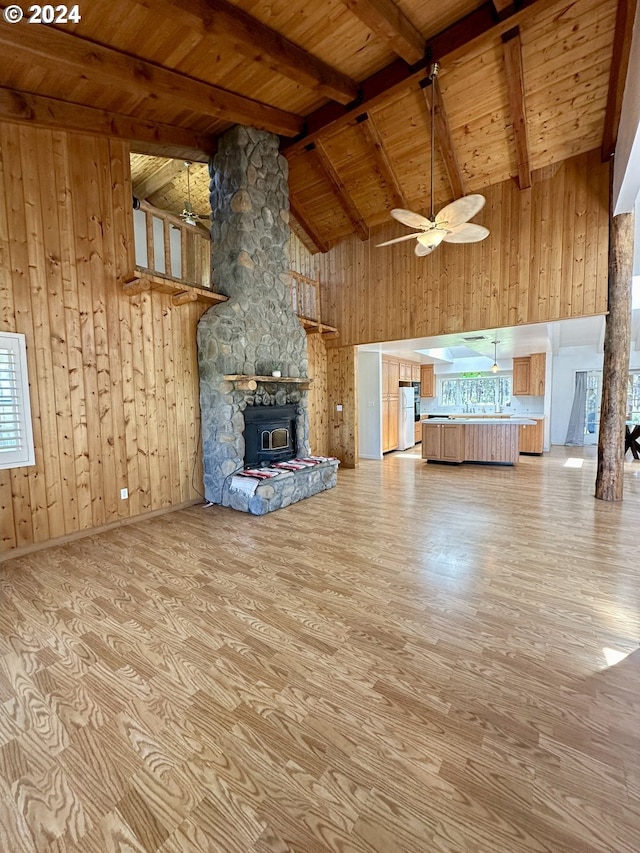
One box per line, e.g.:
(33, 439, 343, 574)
(180, 161, 210, 227)
(377, 63, 489, 257)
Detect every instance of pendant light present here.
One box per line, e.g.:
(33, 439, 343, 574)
(490, 338, 500, 373)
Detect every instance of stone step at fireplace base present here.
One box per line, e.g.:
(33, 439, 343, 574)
(225, 459, 339, 515)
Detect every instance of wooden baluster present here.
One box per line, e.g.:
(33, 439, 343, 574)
(315, 275, 322, 325)
(185, 229, 195, 285)
(180, 226, 187, 282)
(204, 235, 212, 289)
(164, 219, 172, 278)
(145, 210, 154, 274)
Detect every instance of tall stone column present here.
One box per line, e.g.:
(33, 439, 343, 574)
(197, 127, 309, 506)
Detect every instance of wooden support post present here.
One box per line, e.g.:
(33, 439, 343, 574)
(326, 345, 358, 467)
(595, 205, 634, 501)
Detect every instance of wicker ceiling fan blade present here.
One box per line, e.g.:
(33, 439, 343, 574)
(435, 194, 486, 230)
(443, 223, 490, 243)
(376, 232, 424, 247)
(415, 241, 436, 257)
(390, 208, 433, 229)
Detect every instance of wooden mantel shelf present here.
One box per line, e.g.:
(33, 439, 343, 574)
(224, 374, 313, 391)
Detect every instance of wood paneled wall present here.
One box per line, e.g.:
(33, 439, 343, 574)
(326, 346, 358, 467)
(289, 228, 331, 457)
(289, 230, 319, 280)
(306, 333, 329, 456)
(318, 150, 610, 347)
(0, 122, 206, 555)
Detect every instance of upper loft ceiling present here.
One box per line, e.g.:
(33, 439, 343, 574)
(0, 0, 635, 251)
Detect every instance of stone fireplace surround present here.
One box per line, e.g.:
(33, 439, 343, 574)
(196, 126, 338, 514)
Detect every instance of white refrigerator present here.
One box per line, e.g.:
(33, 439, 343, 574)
(398, 386, 415, 450)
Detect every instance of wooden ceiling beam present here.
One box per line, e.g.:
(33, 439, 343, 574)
(501, 27, 532, 189)
(357, 113, 407, 208)
(136, 0, 358, 105)
(0, 87, 213, 160)
(133, 159, 188, 201)
(284, 0, 560, 152)
(492, 0, 516, 19)
(601, 0, 638, 161)
(311, 141, 369, 241)
(420, 76, 466, 200)
(0, 25, 302, 138)
(337, 0, 425, 65)
(289, 194, 331, 254)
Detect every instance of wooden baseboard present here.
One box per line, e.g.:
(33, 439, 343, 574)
(1, 499, 203, 562)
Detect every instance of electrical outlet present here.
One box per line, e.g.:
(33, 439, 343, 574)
(336, 404, 343, 412)
(120, 488, 128, 500)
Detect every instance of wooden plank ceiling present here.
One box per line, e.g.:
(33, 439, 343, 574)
(0, 0, 633, 251)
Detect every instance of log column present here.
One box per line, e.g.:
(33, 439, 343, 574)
(595, 206, 634, 501)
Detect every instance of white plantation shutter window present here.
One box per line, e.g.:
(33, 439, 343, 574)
(0, 333, 35, 469)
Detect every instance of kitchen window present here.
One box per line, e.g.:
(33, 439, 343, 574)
(440, 376, 511, 409)
(0, 332, 35, 470)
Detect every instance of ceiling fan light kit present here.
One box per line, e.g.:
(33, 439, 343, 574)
(377, 63, 490, 257)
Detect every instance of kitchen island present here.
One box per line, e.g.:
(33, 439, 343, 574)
(421, 418, 537, 465)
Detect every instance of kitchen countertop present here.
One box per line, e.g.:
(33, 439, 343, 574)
(422, 417, 537, 425)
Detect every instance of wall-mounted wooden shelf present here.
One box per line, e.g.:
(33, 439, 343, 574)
(224, 374, 312, 391)
(121, 269, 228, 306)
(298, 316, 339, 338)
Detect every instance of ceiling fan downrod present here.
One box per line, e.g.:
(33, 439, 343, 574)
(429, 62, 440, 222)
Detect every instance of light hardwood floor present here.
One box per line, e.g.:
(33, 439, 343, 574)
(1, 448, 639, 852)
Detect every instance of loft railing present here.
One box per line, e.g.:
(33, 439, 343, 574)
(289, 271, 320, 323)
(126, 208, 337, 330)
(133, 200, 212, 290)
(288, 270, 337, 336)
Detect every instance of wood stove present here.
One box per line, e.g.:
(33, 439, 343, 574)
(243, 404, 297, 467)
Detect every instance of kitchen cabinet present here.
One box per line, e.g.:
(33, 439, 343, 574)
(512, 353, 546, 396)
(519, 417, 544, 454)
(382, 357, 400, 452)
(399, 361, 412, 381)
(382, 358, 400, 396)
(420, 364, 435, 397)
(383, 397, 399, 452)
(398, 360, 421, 382)
(414, 420, 422, 444)
(421, 423, 464, 462)
(422, 419, 529, 465)
(529, 354, 546, 395)
(512, 357, 529, 395)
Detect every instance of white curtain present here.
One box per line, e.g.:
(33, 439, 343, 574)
(565, 371, 587, 445)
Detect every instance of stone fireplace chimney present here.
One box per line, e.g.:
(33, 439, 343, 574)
(197, 126, 310, 507)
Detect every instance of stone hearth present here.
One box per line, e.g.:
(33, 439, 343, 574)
(197, 126, 336, 513)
